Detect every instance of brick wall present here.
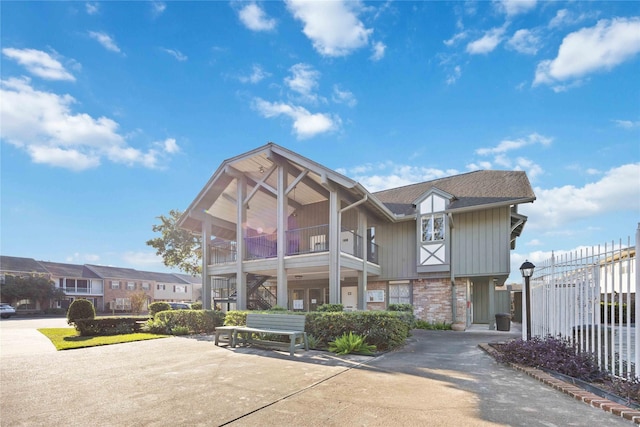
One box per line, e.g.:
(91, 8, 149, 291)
(412, 278, 467, 324)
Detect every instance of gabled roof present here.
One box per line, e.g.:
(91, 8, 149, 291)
(0, 256, 49, 274)
(38, 261, 102, 279)
(373, 170, 536, 216)
(85, 264, 194, 284)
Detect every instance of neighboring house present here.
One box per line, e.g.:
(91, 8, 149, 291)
(0, 256, 53, 311)
(178, 143, 536, 329)
(39, 261, 104, 311)
(0, 256, 202, 313)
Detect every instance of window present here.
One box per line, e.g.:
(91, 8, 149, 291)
(389, 282, 411, 305)
(421, 214, 445, 242)
(111, 281, 120, 290)
(142, 282, 150, 290)
(127, 281, 135, 290)
(157, 284, 165, 291)
(174, 285, 187, 293)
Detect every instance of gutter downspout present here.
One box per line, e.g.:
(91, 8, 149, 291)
(449, 212, 456, 323)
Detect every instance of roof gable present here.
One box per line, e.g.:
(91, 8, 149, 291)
(0, 256, 49, 274)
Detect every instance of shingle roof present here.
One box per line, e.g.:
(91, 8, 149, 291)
(0, 256, 49, 274)
(38, 261, 102, 279)
(85, 265, 191, 284)
(372, 170, 535, 216)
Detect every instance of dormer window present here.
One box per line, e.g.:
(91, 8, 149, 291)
(421, 214, 445, 242)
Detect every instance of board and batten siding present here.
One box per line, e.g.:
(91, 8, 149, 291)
(374, 220, 416, 280)
(452, 206, 511, 277)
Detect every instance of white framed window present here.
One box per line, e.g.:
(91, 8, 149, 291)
(421, 214, 445, 242)
(157, 284, 166, 291)
(127, 281, 135, 290)
(111, 281, 120, 290)
(389, 282, 411, 305)
(142, 282, 150, 290)
(174, 285, 187, 293)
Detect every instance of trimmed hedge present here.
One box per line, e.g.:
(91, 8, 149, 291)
(149, 301, 171, 317)
(305, 311, 411, 351)
(67, 299, 96, 325)
(155, 310, 225, 334)
(221, 310, 412, 352)
(74, 317, 147, 336)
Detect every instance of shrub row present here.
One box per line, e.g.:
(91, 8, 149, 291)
(305, 311, 411, 351)
(73, 317, 147, 336)
(152, 310, 226, 334)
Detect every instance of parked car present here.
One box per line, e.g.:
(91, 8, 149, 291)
(168, 302, 191, 310)
(0, 303, 16, 319)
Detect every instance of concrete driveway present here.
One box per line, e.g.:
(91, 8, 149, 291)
(0, 317, 633, 426)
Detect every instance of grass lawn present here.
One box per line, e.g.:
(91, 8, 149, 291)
(38, 328, 169, 351)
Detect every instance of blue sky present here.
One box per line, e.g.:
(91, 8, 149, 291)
(1, 1, 639, 284)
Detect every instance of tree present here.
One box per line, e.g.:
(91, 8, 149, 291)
(146, 209, 202, 275)
(129, 291, 150, 315)
(0, 274, 66, 308)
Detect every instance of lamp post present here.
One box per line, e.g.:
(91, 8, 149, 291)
(520, 260, 535, 340)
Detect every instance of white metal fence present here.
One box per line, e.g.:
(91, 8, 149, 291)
(527, 224, 639, 379)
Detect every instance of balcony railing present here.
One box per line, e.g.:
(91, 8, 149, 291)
(209, 224, 378, 265)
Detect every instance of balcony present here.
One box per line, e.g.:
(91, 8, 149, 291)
(209, 224, 379, 265)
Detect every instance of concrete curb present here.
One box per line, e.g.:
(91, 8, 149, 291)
(479, 343, 640, 424)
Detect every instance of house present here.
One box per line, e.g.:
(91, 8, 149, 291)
(0, 256, 202, 312)
(178, 143, 536, 329)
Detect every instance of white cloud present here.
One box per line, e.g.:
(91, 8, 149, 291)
(88, 31, 121, 53)
(522, 163, 640, 230)
(238, 2, 276, 31)
(446, 65, 462, 85)
(151, 2, 166, 17)
(495, 0, 537, 17)
(2, 48, 75, 81)
(66, 252, 100, 263)
(338, 162, 459, 192)
(548, 9, 594, 29)
(466, 27, 506, 54)
(239, 64, 270, 84)
(476, 133, 552, 155)
(252, 98, 339, 139)
(534, 18, 640, 87)
(85, 2, 99, 15)
(162, 48, 187, 61)
(613, 119, 640, 129)
(162, 138, 179, 154)
(285, 0, 372, 57)
(444, 31, 468, 47)
(285, 63, 320, 102)
(332, 85, 357, 107)
(507, 29, 541, 55)
(371, 41, 386, 61)
(0, 77, 177, 171)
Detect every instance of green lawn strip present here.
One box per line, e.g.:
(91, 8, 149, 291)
(38, 328, 169, 351)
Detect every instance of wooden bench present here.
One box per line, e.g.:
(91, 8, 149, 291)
(232, 313, 308, 356)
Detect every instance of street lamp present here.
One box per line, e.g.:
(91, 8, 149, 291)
(520, 260, 535, 340)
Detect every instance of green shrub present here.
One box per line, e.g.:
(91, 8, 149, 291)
(224, 310, 250, 326)
(316, 303, 343, 312)
(67, 299, 96, 325)
(306, 334, 318, 350)
(414, 319, 452, 330)
(305, 311, 409, 351)
(142, 318, 170, 334)
(329, 332, 376, 355)
(149, 302, 171, 317)
(191, 302, 203, 310)
(388, 303, 413, 312)
(171, 325, 190, 336)
(268, 305, 288, 312)
(74, 317, 144, 336)
(155, 310, 224, 334)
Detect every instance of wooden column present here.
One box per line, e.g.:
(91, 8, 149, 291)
(357, 210, 368, 310)
(328, 188, 340, 304)
(236, 175, 247, 310)
(201, 217, 211, 309)
(276, 164, 288, 308)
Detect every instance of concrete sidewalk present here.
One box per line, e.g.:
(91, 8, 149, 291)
(0, 321, 634, 426)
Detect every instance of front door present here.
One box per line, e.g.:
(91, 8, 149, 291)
(309, 289, 322, 311)
(341, 286, 357, 311)
(472, 281, 490, 323)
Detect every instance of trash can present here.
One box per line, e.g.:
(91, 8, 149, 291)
(495, 313, 511, 331)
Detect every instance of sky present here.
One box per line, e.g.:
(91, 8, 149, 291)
(1, 0, 639, 285)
